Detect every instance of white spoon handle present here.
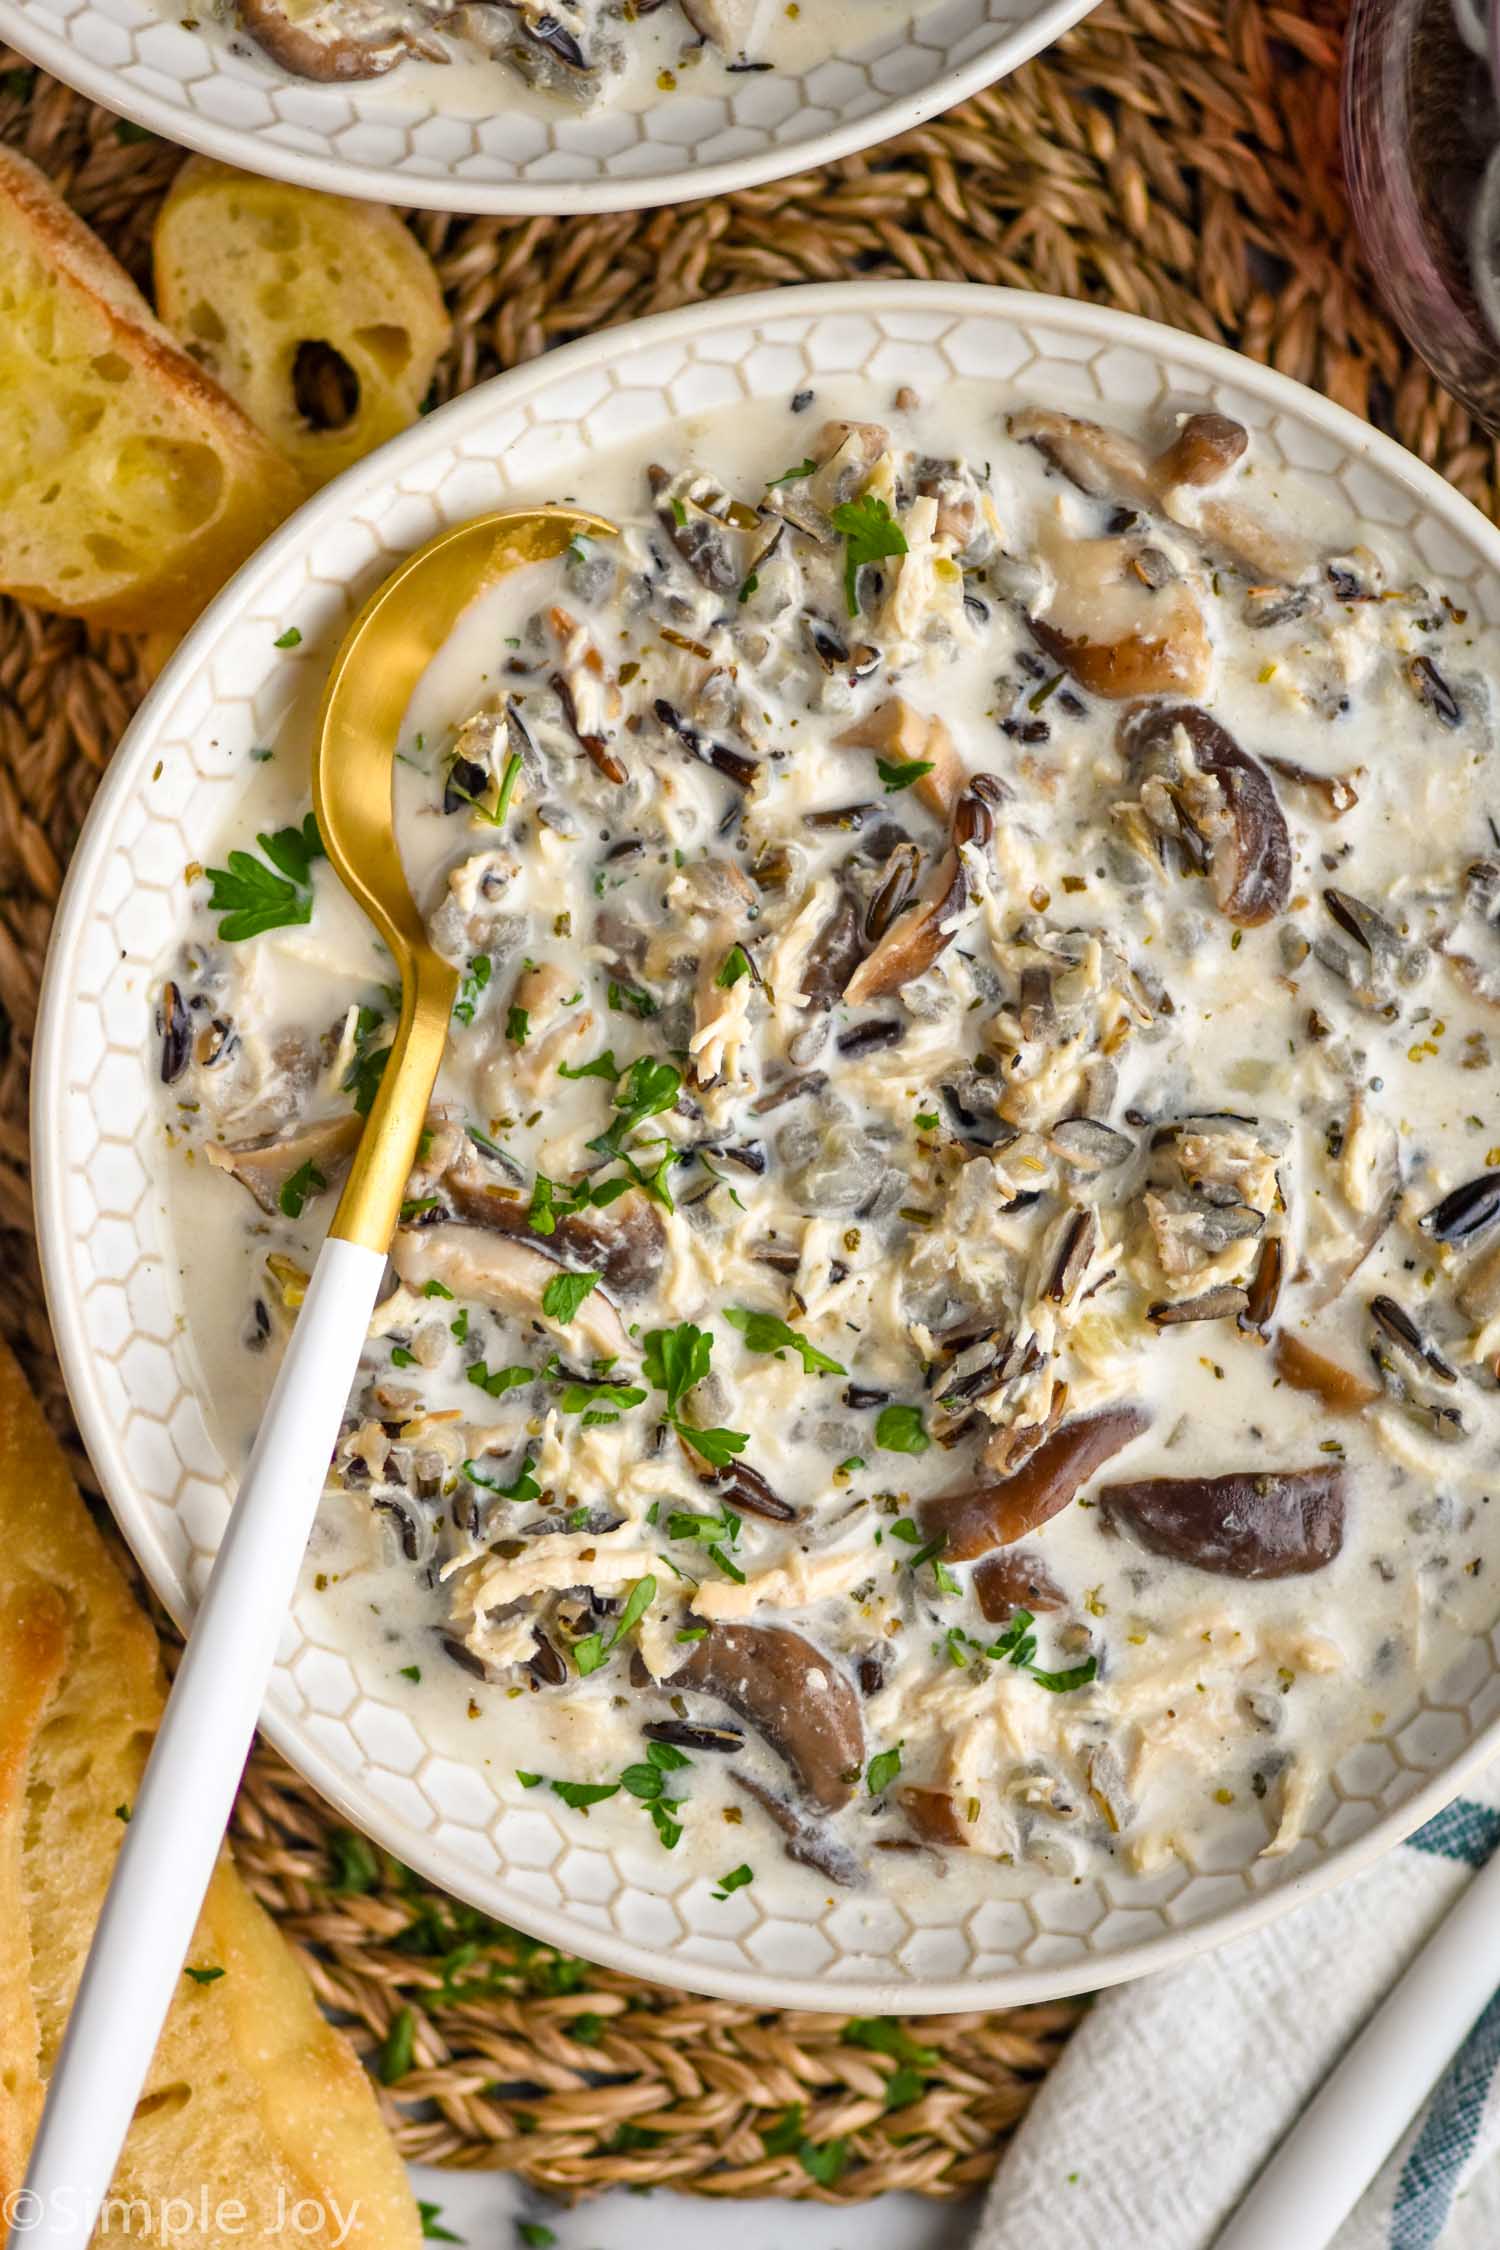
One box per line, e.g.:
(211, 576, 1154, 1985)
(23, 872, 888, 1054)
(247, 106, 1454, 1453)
(12, 1234, 385, 2250)
(1216, 1838, 1500, 2250)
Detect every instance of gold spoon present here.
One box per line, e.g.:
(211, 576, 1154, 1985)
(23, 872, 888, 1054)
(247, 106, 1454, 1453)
(18, 503, 616, 2246)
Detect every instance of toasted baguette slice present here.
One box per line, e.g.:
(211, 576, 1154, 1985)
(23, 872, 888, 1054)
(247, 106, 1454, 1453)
(155, 160, 450, 493)
(0, 1337, 419, 2250)
(0, 149, 302, 634)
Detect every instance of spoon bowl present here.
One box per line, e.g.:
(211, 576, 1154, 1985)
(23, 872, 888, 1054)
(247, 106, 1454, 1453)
(315, 502, 618, 1251)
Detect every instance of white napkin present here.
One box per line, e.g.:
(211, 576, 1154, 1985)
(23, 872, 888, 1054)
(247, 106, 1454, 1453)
(977, 1783, 1500, 2250)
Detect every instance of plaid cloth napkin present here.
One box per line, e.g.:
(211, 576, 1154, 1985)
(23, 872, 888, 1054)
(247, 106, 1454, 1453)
(977, 1783, 1500, 2250)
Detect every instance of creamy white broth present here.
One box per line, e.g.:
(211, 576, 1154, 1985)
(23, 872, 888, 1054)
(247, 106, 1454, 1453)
(215, 0, 906, 117)
(156, 379, 1500, 1905)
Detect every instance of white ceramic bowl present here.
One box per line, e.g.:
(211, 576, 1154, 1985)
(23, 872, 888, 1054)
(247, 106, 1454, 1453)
(34, 284, 1500, 2011)
(0, 0, 1094, 214)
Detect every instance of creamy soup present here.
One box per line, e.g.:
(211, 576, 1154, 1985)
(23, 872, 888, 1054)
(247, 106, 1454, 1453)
(219, 0, 902, 115)
(155, 380, 1500, 1903)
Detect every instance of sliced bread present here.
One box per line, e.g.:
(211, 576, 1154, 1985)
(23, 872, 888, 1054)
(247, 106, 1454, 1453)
(154, 160, 451, 493)
(0, 148, 303, 634)
(0, 1335, 419, 2249)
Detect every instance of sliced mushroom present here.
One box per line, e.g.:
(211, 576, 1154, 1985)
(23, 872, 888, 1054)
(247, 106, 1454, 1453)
(1032, 526, 1211, 701)
(1263, 755, 1363, 819)
(732, 1773, 862, 1887)
(238, 0, 431, 78)
(390, 1221, 631, 1360)
(918, 1406, 1151, 1563)
(843, 775, 1001, 1006)
(1118, 703, 1291, 926)
(205, 1110, 361, 1217)
(836, 698, 966, 822)
(1100, 1467, 1345, 1579)
(899, 1786, 970, 1848)
(971, 1548, 1067, 1622)
(1011, 405, 1303, 581)
(441, 1150, 665, 1300)
(1272, 1332, 1381, 1412)
(668, 1623, 863, 1811)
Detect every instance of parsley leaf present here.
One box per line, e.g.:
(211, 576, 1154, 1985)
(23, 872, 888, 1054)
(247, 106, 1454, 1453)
(799, 2139, 849, 2188)
(866, 1744, 902, 1794)
(452, 953, 491, 1026)
(277, 1158, 326, 1219)
(419, 2206, 461, 2244)
(465, 1361, 533, 1398)
(590, 1055, 682, 1160)
(379, 2005, 416, 2081)
(464, 1450, 540, 1504)
(724, 1306, 845, 1376)
(572, 1575, 656, 1677)
(642, 1321, 713, 1416)
(343, 1004, 392, 1117)
(766, 458, 816, 487)
(877, 755, 935, 793)
(875, 1402, 930, 1454)
(328, 1829, 380, 1893)
(558, 1049, 621, 1082)
(507, 1004, 530, 1046)
(550, 1779, 621, 1811)
(713, 1863, 754, 1899)
(675, 1422, 750, 1468)
(204, 814, 325, 942)
(715, 944, 752, 989)
(830, 495, 908, 618)
(541, 1269, 601, 1323)
(844, 2019, 939, 2067)
(184, 1964, 225, 1986)
(760, 2104, 806, 2157)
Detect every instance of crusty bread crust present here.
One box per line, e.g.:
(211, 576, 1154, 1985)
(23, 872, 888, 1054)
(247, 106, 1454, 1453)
(0, 1338, 419, 2249)
(0, 148, 301, 632)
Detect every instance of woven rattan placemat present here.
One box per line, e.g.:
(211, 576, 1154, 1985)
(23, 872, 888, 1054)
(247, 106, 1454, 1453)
(2, 0, 1496, 2195)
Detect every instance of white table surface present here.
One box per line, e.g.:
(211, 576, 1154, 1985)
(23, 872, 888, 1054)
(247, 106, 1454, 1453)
(408, 2165, 979, 2250)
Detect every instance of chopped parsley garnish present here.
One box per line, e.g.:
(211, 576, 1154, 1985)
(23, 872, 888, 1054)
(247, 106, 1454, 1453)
(715, 944, 752, 989)
(399, 1663, 421, 1682)
(204, 814, 324, 942)
(518, 2228, 556, 2250)
(423, 1278, 454, 1299)
(452, 953, 491, 1025)
(515, 1770, 544, 1788)
(558, 1048, 621, 1082)
(464, 1450, 540, 1503)
(556, 1373, 648, 1425)
(875, 1402, 930, 1454)
(877, 755, 935, 793)
(844, 2019, 938, 2066)
(506, 1004, 530, 1046)
(343, 1003, 392, 1117)
(944, 1609, 1098, 1693)
(866, 1744, 902, 1795)
(273, 625, 302, 649)
(328, 1829, 380, 1893)
(572, 1574, 656, 1676)
(550, 1778, 622, 1812)
(830, 494, 908, 617)
(724, 1306, 845, 1376)
(590, 1055, 682, 1159)
(184, 1964, 225, 1986)
(494, 749, 523, 825)
(607, 978, 659, 1019)
(541, 1268, 601, 1324)
(390, 1346, 416, 1368)
(470, 1359, 539, 1395)
(766, 458, 816, 486)
(738, 573, 759, 605)
(644, 1321, 749, 1466)
(379, 2005, 416, 2081)
(528, 1169, 631, 1237)
(277, 1158, 326, 1219)
(712, 1863, 754, 1899)
(418, 2205, 462, 2245)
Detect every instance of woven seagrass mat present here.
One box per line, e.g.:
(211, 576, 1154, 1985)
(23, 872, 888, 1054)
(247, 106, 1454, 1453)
(2, 0, 1499, 2196)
